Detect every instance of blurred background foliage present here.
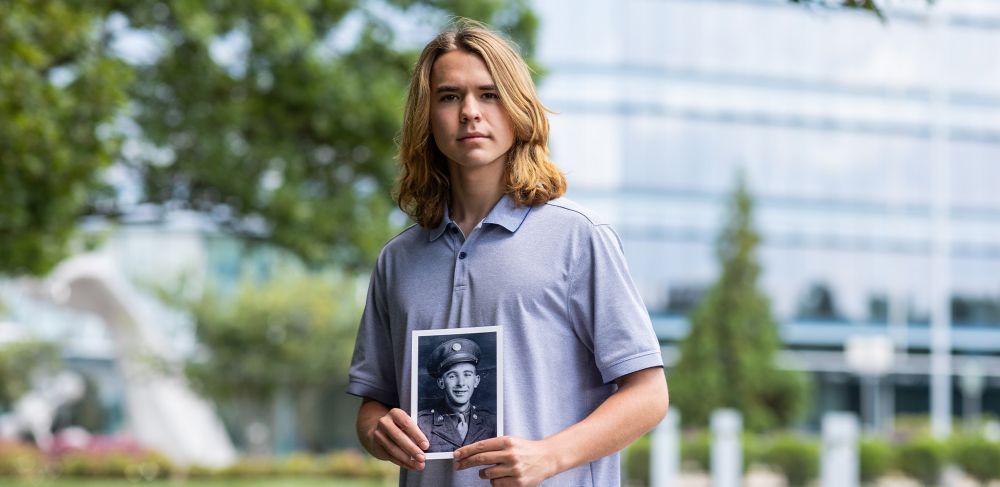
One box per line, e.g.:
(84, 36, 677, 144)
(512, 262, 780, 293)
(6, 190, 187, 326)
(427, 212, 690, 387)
(0, 339, 60, 408)
(183, 269, 362, 450)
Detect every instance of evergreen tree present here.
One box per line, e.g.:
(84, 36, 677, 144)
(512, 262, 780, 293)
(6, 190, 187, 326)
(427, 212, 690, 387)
(669, 174, 809, 431)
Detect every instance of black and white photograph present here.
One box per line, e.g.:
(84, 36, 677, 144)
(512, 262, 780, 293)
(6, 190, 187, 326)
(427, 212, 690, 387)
(410, 326, 503, 460)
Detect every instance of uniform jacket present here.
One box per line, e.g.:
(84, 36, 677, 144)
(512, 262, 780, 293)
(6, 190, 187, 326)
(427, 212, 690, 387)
(417, 402, 496, 453)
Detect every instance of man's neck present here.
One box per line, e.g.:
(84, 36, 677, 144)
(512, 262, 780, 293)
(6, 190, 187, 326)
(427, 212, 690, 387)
(449, 162, 505, 237)
(447, 401, 472, 415)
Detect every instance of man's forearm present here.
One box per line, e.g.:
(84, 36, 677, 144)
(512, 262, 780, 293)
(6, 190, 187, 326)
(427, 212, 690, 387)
(543, 367, 669, 474)
(357, 398, 391, 457)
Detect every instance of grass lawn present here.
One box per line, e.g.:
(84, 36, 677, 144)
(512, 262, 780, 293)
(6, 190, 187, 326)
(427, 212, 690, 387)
(4, 479, 392, 487)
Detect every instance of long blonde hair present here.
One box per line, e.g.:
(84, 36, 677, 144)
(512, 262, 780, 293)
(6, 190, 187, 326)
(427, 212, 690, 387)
(396, 19, 566, 228)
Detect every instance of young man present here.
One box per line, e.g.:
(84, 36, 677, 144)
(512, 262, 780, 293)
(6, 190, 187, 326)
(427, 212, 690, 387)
(347, 20, 668, 486)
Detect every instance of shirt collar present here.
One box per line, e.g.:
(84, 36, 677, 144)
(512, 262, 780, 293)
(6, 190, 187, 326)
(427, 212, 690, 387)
(482, 193, 531, 233)
(428, 194, 531, 242)
(428, 205, 452, 242)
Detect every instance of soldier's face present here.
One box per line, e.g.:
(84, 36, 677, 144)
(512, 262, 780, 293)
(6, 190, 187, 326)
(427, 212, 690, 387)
(437, 362, 480, 408)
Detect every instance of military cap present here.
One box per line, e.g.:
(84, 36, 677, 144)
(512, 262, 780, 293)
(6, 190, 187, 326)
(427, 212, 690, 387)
(427, 338, 481, 378)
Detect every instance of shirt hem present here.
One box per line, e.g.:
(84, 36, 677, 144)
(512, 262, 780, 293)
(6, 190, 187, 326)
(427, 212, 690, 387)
(599, 351, 664, 384)
(346, 379, 399, 408)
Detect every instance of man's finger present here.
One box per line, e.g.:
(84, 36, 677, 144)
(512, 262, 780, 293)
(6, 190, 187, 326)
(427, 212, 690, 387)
(374, 429, 425, 470)
(390, 408, 429, 449)
(455, 436, 510, 460)
(384, 420, 427, 460)
(456, 451, 508, 470)
(478, 464, 513, 480)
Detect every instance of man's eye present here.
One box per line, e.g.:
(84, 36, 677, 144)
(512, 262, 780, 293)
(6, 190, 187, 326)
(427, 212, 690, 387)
(482, 92, 499, 100)
(440, 94, 459, 102)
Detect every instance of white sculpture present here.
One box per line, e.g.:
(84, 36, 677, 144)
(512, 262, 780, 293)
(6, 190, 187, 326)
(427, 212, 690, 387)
(0, 371, 85, 451)
(24, 253, 236, 467)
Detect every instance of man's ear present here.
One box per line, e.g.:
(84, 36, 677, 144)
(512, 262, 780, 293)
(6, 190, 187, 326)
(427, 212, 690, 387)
(437, 377, 445, 390)
(474, 374, 480, 388)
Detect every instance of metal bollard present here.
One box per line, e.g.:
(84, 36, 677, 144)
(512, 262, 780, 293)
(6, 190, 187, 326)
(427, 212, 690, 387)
(821, 412, 859, 487)
(711, 409, 742, 487)
(651, 409, 680, 487)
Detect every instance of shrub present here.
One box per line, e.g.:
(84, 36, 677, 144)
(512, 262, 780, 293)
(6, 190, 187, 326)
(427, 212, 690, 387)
(0, 441, 45, 478)
(321, 450, 392, 478)
(897, 437, 946, 486)
(760, 434, 819, 487)
(681, 430, 710, 472)
(859, 437, 893, 485)
(277, 452, 322, 476)
(949, 435, 1000, 484)
(219, 457, 277, 478)
(185, 463, 219, 478)
(624, 434, 651, 485)
(58, 450, 171, 479)
(742, 433, 763, 471)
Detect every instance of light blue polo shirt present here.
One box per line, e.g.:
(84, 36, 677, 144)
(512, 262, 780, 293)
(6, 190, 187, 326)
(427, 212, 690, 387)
(347, 195, 663, 487)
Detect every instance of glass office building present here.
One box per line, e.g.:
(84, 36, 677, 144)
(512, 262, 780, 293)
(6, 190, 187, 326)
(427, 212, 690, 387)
(534, 0, 1000, 425)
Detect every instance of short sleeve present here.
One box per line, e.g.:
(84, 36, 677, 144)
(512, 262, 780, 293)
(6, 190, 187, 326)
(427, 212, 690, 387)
(568, 224, 663, 384)
(346, 256, 399, 407)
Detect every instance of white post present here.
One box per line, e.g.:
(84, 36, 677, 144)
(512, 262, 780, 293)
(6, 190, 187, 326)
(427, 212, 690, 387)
(711, 409, 742, 487)
(651, 409, 680, 487)
(929, 0, 953, 441)
(821, 412, 859, 487)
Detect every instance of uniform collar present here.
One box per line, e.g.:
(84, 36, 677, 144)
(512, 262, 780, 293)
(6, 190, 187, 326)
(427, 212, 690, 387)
(428, 194, 531, 242)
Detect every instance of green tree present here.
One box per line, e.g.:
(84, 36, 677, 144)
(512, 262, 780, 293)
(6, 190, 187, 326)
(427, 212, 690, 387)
(669, 175, 809, 431)
(185, 269, 362, 450)
(0, 340, 61, 409)
(0, 0, 538, 276)
(0, 1, 132, 276)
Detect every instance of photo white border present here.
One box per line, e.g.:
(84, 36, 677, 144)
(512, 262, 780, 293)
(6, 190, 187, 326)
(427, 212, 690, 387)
(411, 326, 504, 460)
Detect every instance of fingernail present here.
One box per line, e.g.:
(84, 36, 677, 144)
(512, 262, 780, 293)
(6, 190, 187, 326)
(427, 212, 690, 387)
(421, 441, 429, 449)
(417, 454, 425, 461)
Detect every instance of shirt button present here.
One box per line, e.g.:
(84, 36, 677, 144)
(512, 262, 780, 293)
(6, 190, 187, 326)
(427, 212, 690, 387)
(458, 251, 467, 260)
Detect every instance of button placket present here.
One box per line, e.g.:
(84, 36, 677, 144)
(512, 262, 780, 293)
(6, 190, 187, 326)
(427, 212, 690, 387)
(453, 224, 485, 292)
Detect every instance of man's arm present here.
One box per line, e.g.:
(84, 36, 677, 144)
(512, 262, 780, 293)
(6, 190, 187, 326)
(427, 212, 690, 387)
(454, 366, 669, 486)
(356, 398, 430, 471)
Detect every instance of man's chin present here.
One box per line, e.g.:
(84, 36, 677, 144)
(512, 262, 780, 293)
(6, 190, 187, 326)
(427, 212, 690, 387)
(447, 396, 471, 407)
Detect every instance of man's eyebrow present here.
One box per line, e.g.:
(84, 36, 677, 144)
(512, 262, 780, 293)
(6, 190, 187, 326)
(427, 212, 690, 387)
(433, 84, 498, 93)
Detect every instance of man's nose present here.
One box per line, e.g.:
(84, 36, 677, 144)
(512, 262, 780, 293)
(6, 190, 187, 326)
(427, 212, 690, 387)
(461, 98, 481, 122)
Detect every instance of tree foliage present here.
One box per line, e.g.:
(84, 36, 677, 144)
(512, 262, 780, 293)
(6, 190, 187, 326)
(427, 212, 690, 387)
(0, 0, 538, 276)
(184, 270, 362, 449)
(0, 1, 131, 275)
(669, 175, 810, 431)
(186, 271, 360, 400)
(0, 339, 61, 409)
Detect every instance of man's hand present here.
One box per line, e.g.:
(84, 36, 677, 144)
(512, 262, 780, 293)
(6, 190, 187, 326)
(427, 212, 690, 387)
(454, 436, 557, 487)
(360, 402, 429, 471)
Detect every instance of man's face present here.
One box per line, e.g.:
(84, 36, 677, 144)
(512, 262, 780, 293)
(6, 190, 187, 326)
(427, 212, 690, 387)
(429, 49, 515, 174)
(437, 362, 480, 409)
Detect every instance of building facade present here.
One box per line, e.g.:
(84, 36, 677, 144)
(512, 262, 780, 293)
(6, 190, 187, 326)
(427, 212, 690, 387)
(534, 0, 1000, 428)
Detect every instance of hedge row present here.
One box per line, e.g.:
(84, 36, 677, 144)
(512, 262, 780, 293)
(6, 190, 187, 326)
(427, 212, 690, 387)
(625, 432, 1000, 487)
(0, 442, 393, 480)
